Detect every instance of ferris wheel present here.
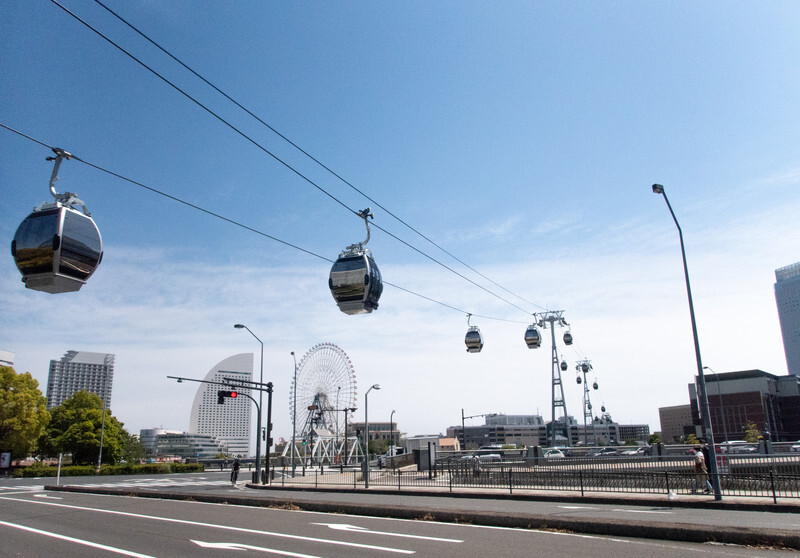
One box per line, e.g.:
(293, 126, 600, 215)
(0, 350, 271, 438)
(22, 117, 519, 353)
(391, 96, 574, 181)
(291, 343, 358, 438)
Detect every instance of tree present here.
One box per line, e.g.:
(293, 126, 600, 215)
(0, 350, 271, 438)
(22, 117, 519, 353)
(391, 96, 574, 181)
(685, 433, 700, 446)
(0, 366, 50, 460)
(39, 391, 124, 465)
(648, 433, 662, 445)
(743, 421, 762, 443)
(119, 430, 146, 464)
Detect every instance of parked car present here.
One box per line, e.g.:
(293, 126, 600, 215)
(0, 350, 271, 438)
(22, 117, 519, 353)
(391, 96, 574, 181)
(544, 449, 565, 459)
(461, 453, 502, 463)
(587, 447, 620, 458)
(792, 441, 800, 453)
(720, 441, 758, 454)
(377, 446, 404, 467)
(621, 446, 651, 456)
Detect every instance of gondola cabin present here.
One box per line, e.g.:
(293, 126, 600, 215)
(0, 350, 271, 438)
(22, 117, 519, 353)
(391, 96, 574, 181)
(11, 204, 103, 293)
(563, 332, 573, 345)
(465, 326, 483, 353)
(328, 251, 383, 315)
(524, 325, 542, 349)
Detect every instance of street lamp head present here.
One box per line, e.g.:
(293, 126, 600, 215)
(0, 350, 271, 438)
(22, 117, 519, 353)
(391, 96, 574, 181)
(290, 351, 294, 356)
(234, 323, 245, 329)
(372, 384, 381, 390)
(652, 183, 664, 194)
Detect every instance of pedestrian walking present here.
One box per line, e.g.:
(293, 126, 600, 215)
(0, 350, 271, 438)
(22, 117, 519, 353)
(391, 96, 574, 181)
(691, 447, 710, 494)
(231, 457, 241, 486)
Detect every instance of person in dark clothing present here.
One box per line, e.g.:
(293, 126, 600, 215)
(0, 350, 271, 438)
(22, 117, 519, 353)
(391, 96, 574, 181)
(231, 458, 241, 485)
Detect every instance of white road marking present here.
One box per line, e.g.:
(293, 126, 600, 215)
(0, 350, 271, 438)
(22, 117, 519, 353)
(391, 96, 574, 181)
(33, 494, 62, 500)
(611, 508, 674, 515)
(193, 540, 323, 557)
(0, 519, 156, 558)
(0, 496, 414, 554)
(558, 505, 596, 510)
(312, 522, 462, 542)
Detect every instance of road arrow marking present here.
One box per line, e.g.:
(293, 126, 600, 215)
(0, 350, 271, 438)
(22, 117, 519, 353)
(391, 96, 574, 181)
(192, 540, 322, 557)
(311, 523, 462, 543)
(0, 520, 155, 557)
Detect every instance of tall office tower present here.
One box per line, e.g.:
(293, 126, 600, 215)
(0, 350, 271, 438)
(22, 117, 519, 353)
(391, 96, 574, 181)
(189, 353, 253, 456)
(775, 261, 800, 376)
(47, 350, 115, 409)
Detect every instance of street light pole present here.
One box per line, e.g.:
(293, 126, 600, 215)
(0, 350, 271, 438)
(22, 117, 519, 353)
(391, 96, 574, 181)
(365, 384, 381, 488)
(342, 407, 356, 469)
(291, 351, 298, 477)
(390, 409, 396, 450)
(234, 324, 264, 484)
(95, 369, 109, 473)
(652, 184, 721, 501)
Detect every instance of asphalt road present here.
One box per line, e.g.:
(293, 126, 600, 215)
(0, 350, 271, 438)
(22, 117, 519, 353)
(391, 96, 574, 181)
(6, 471, 796, 538)
(0, 487, 794, 558)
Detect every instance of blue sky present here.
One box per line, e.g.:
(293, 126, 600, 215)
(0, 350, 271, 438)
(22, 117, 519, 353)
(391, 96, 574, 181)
(2, 1, 799, 448)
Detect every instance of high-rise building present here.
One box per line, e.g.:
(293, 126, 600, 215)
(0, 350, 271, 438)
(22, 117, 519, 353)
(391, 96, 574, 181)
(189, 353, 253, 457)
(775, 261, 800, 376)
(46, 350, 115, 409)
(0, 350, 14, 367)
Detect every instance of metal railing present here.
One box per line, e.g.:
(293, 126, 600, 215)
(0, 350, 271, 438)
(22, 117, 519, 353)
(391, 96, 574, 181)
(271, 454, 800, 501)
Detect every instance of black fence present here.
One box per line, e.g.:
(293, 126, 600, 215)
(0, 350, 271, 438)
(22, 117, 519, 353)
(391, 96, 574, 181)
(273, 454, 800, 502)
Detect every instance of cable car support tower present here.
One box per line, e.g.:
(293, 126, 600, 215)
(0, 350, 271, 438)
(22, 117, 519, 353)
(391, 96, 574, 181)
(535, 311, 571, 447)
(576, 360, 596, 445)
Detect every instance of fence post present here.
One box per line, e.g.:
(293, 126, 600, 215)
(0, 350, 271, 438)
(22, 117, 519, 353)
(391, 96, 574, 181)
(665, 471, 670, 495)
(580, 470, 584, 497)
(314, 470, 318, 488)
(770, 471, 777, 504)
(398, 469, 401, 491)
(449, 462, 453, 493)
(353, 469, 357, 490)
(508, 467, 513, 495)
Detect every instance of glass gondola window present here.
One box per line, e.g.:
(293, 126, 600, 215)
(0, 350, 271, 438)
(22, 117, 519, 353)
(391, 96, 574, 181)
(12, 209, 61, 276)
(58, 209, 103, 280)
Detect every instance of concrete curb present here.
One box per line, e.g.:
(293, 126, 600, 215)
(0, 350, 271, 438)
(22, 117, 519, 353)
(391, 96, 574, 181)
(46, 485, 800, 549)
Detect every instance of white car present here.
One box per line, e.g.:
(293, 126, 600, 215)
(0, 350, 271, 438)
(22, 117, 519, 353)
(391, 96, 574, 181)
(544, 449, 565, 459)
(791, 441, 800, 452)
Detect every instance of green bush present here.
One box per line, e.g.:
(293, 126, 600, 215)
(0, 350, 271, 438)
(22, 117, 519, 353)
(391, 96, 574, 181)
(12, 462, 204, 478)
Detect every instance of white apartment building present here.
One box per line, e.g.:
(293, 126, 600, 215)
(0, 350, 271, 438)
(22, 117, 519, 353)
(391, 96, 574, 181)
(46, 350, 115, 409)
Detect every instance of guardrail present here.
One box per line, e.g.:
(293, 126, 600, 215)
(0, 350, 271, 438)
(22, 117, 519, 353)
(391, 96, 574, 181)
(272, 454, 800, 502)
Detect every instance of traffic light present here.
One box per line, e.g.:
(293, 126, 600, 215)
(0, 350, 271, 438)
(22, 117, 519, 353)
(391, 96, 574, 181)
(217, 390, 238, 404)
